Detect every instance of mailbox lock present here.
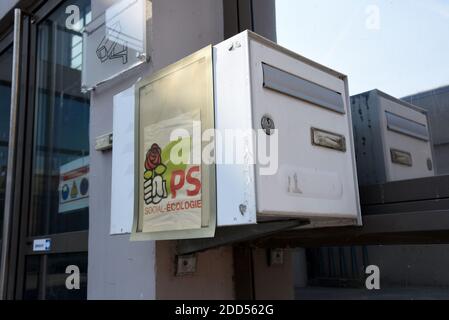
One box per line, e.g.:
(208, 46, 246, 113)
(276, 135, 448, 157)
(261, 115, 275, 135)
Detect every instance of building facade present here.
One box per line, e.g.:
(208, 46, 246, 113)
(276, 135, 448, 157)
(0, 0, 300, 300)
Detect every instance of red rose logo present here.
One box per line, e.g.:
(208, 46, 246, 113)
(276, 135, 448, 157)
(145, 144, 162, 171)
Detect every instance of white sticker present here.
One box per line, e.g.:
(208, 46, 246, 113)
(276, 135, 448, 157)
(59, 157, 90, 214)
(111, 86, 136, 235)
(33, 239, 51, 252)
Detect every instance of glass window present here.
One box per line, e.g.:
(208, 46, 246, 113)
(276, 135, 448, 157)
(23, 255, 41, 300)
(295, 245, 449, 299)
(23, 253, 88, 300)
(70, 5, 91, 70)
(45, 253, 88, 300)
(30, 0, 92, 236)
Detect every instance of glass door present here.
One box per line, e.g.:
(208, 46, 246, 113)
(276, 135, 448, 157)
(10, 0, 91, 300)
(0, 36, 13, 283)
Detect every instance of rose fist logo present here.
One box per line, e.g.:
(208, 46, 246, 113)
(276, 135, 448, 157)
(140, 124, 204, 234)
(142, 139, 202, 217)
(143, 143, 168, 205)
(145, 144, 162, 171)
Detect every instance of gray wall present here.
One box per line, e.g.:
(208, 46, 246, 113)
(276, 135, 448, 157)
(403, 86, 449, 175)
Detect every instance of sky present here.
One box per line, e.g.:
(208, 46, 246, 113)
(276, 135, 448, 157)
(276, 0, 449, 97)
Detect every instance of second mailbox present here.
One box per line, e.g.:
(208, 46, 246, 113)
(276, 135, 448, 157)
(351, 89, 434, 186)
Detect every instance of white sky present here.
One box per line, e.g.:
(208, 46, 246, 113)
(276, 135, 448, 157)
(276, 0, 449, 97)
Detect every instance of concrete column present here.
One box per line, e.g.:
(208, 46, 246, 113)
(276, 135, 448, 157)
(88, 0, 225, 300)
(88, 0, 277, 300)
(253, 249, 294, 300)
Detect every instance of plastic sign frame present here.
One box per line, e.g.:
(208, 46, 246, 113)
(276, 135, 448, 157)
(131, 46, 216, 241)
(81, 0, 152, 91)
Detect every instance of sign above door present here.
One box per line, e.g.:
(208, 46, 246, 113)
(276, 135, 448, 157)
(81, 0, 152, 91)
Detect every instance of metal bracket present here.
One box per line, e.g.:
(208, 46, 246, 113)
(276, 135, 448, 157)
(176, 220, 308, 255)
(95, 133, 113, 152)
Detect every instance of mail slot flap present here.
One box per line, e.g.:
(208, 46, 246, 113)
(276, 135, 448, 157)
(385, 111, 429, 141)
(262, 63, 345, 114)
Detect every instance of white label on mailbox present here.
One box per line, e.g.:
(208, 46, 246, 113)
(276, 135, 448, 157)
(33, 239, 51, 252)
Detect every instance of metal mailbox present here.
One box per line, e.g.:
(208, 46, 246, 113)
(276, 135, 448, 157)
(131, 31, 361, 241)
(351, 89, 435, 186)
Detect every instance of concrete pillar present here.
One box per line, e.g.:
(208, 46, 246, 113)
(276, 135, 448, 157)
(253, 249, 294, 300)
(155, 242, 234, 300)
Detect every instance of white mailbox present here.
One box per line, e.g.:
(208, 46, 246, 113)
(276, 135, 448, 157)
(351, 89, 435, 186)
(214, 31, 360, 228)
(130, 31, 361, 241)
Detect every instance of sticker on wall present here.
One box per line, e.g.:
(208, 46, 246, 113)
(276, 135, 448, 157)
(33, 239, 51, 252)
(59, 156, 90, 214)
(142, 111, 202, 233)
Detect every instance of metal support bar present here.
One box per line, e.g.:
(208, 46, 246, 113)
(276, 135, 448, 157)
(176, 220, 306, 255)
(360, 174, 449, 206)
(0, 8, 21, 300)
(223, 0, 277, 42)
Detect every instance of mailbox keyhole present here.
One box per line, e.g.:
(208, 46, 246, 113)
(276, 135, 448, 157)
(261, 115, 275, 136)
